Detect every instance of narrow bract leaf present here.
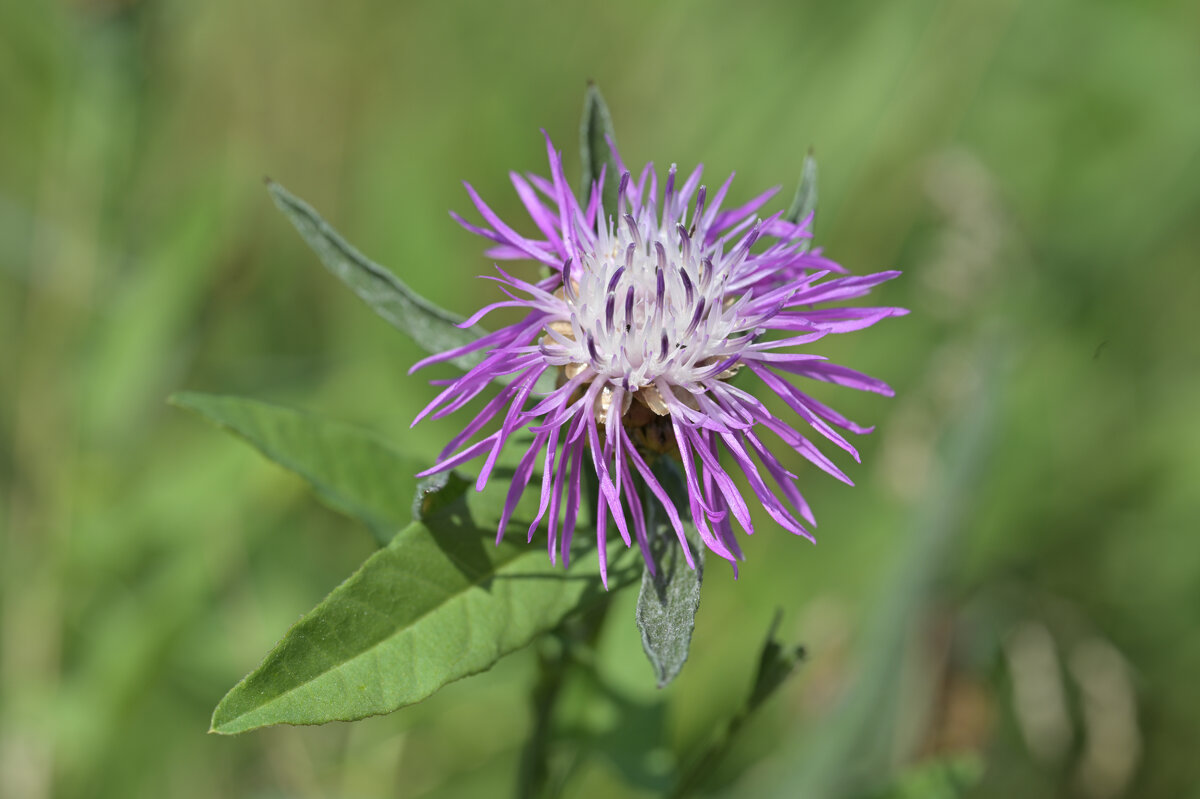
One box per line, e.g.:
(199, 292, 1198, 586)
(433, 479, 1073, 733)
(210, 479, 640, 734)
(747, 609, 806, 713)
(579, 82, 621, 214)
(635, 459, 704, 688)
(266, 180, 485, 369)
(784, 152, 819, 227)
(636, 538, 702, 689)
(667, 611, 805, 798)
(171, 392, 420, 545)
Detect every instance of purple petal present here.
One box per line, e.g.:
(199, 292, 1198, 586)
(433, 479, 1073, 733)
(497, 431, 548, 544)
(787, 361, 896, 396)
(462, 181, 558, 265)
(510, 171, 567, 255)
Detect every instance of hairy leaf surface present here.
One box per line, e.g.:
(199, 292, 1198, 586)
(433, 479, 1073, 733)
(210, 477, 639, 734)
(267, 180, 485, 369)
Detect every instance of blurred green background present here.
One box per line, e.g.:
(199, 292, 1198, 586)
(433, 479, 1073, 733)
(3, 0, 1198, 797)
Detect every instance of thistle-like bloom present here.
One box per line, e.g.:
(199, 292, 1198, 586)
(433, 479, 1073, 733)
(413, 133, 906, 583)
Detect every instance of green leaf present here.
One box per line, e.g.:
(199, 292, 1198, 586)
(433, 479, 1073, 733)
(170, 392, 421, 546)
(209, 477, 640, 734)
(579, 82, 621, 214)
(784, 151, 818, 227)
(635, 459, 704, 688)
(266, 179, 485, 370)
(411, 470, 470, 521)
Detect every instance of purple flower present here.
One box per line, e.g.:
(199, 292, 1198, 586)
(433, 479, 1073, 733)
(413, 133, 906, 584)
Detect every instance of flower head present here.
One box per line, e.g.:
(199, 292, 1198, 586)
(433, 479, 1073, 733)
(413, 133, 906, 583)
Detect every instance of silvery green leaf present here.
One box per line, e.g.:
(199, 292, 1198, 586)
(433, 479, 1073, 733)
(579, 82, 621, 214)
(784, 152, 818, 227)
(266, 179, 485, 370)
(635, 459, 704, 688)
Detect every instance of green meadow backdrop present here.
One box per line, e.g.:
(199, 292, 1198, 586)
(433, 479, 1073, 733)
(2, 0, 1198, 797)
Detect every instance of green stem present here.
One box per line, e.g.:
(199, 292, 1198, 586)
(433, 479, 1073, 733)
(668, 700, 751, 799)
(515, 638, 569, 799)
(515, 595, 614, 799)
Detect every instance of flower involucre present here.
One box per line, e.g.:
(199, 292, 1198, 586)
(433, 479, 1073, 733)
(413, 133, 906, 583)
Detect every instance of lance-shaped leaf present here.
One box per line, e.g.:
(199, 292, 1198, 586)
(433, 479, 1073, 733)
(210, 477, 640, 734)
(171, 392, 419, 545)
(635, 459, 704, 688)
(784, 151, 818, 227)
(579, 82, 621, 213)
(266, 179, 485, 370)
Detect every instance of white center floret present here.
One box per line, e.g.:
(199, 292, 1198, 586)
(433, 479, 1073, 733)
(538, 186, 758, 415)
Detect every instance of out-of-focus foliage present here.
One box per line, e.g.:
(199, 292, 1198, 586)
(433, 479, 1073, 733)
(172, 392, 422, 545)
(1, 0, 1197, 797)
